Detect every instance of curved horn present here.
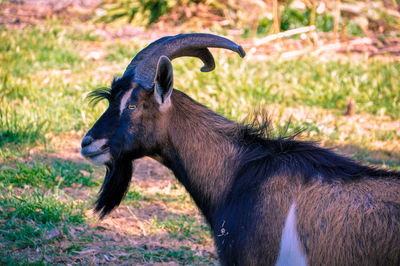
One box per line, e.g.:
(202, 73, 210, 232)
(124, 36, 173, 77)
(127, 33, 246, 90)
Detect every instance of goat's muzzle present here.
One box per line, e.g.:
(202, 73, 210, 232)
(81, 136, 111, 165)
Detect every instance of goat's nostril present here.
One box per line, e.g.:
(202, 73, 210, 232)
(81, 136, 94, 148)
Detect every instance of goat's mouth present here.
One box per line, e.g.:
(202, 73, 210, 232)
(81, 147, 111, 165)
(82, 147, 109, 158)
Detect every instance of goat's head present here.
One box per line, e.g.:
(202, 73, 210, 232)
(80, 33, 245, 217)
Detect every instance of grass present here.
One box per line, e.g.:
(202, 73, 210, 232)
(0, 17, 399, 264)
(173, 56, 400, 120)
(124, 185, 150, 208)
(0, 189, 85, 249)
(0, 159, 90, 263)
(152, 214, 211, 244)
(104, 42, 139, 62)
(0, 189, 85, 225)
(0, 160, 98, 189)
(127, 246, 216, 264)
(250, 7, 364, 37)
(0, 24, 83, 78)
(0, 23, 108, 160)
(0, 105, 47, 147)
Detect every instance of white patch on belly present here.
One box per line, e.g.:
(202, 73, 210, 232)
(120, 88, 134, 115)
(275, 203, 308, 266)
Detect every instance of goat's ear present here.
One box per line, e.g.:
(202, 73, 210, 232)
(154, 56, 173, 106)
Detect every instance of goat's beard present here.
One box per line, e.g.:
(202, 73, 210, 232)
(94, 155, 134, 219)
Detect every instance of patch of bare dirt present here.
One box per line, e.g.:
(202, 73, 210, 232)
(243, 36, 400, 61)
(0, 0, 101, 26)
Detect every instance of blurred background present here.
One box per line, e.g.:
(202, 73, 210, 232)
(0, 0, 399, 264)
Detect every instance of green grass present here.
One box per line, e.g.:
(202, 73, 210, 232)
(173, 56, 400, 120)
(0, 189, 85, 248)
(0, 160, 98, 189)
(244, 7, 364, 37)
(105, 42, 139, 62)
(374, 129, 399, 141)
(124, 185, 150, 208)
(0, 23, 87, 157)
(0, 24, 83, 78)
(152, 214, 211, 244)
(0, 189, 84, 225)
(0, 157, 95, 261)
(124, 246, 216, 264)
(66, 29, 102, 42)
(0, 105, 48, 147)
(155, 192, 188, 204)
(0, 24, 108, 156)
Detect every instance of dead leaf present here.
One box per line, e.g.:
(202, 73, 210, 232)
(79, 170, 90, 177)
(46, 228, 60, 240)
(72, 249, 98, 254)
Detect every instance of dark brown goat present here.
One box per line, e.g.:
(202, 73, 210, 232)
(81, 33, 400, 265)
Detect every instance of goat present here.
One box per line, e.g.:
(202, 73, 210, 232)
(81, 33, 400, 265)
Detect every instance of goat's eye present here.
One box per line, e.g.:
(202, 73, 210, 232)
(127, 105, 137, 110)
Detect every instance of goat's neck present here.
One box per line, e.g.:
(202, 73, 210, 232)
(155, 94, 240, 226)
